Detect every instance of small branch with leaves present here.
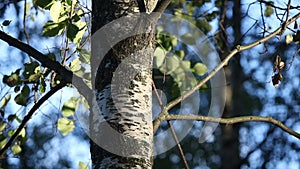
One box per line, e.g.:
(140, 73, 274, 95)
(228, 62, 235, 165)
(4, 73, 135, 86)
(153, 12, 300, 139)
(0, 31, 92, 103)
(0, 82, 66, 155)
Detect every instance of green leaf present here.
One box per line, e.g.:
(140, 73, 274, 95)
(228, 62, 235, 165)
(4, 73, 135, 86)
(14, 85, 30, 106)
(73, 22, 87, 45)
(57, 118, 75, 136)
(50, 1, 61, 22)
(166, 56, 180, 74)
(34, 0, 53, 9)
(264, 6, 274, 17)
(8, 114, 17, 122)
(1, 94, 11, 109)
(181, 60, 191, 69)
(40, 79, 46, 94)
(22, 85, 30, 97)
(0, 123, 6, 133)
(12, 144, 22, 155)
(70, 58, 81, 72)
(193, 63, 207, 76)
(28, 74, 40, 82)
(170, 36, 178, 46)
(2, 20, 11, 26)
(175, 50, 185, 59)
(286, 34, 293, 44)
(0, 138, 7, 149)
(3, 69, 22, 87)
(180, 33, 196, 45)
(14, 94, 26, 106)
(43, 21, 65, 37)
(19, 128, 26, 137)
(66, 0, 72, 5)
(67, 24, 79, 41)
(78, 161, 89, 169)
(23, 61, 39, 79)
(78, 49, 90, 64)
(196, 19, 212, 34)
(293, 30, 300, 43)
(154, 47, 166, 68)
(62, 97, 79, 117)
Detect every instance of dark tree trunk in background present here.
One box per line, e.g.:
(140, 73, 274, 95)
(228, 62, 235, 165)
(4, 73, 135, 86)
(221, 0, 242, 168)
(90, 0, 157, 168)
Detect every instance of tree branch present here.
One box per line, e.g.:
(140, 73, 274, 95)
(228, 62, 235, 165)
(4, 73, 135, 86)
(0, 31, 92, 103)
(0, 82, 66, 155)
(153, 0, 171, 13)
(153, 11, 300, 133)
(258, 0, 300, 10)
(165, 114, 300, 139)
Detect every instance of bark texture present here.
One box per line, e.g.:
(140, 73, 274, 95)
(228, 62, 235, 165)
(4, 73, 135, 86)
(91, 0, 157, 168)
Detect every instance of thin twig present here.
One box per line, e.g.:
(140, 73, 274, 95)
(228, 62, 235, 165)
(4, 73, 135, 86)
(286, 47, 300, 70)
(258, 0, 300, 10)
(152, 81, 190, 169)
(0, 82, 66, 155)
(153, 11, 300, 133)
(165, 114, 300, 139)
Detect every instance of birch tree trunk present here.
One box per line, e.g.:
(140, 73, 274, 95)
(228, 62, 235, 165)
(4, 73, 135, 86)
(90, 0, 157, 168)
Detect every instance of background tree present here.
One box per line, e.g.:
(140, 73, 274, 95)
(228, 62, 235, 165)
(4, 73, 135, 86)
(0, 0, 300, 168)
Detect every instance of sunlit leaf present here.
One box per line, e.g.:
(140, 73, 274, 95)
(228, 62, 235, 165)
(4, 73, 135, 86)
(1, 94, 11, 109)
(12, 144, 22, 155)
(175, 50, 185, 59)
(285, 34, 293, 44)
(70, 58, 81, 72)
(0, 138, 7, 149)
(57, 118, 75, 136)
(50, 1, 61, 22)
(73, 22, 87, 45)
(181, 60, 191, 69)
(193, 63, 207, 76)
(78, 161, 89, 169)
(0, 123, 6, 133)
(78, 49, 90, 64)
(170, 36, 178, 46)
(62, 97, 79, 117)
